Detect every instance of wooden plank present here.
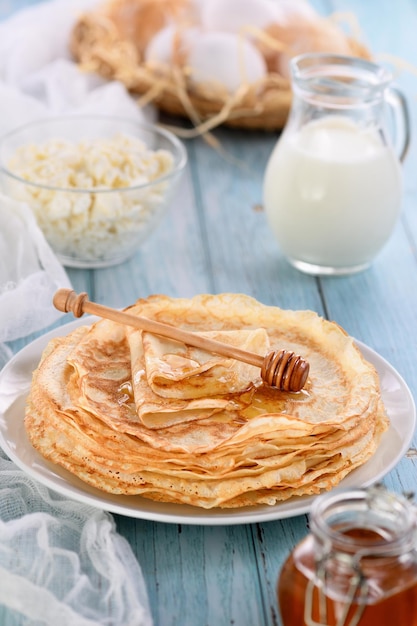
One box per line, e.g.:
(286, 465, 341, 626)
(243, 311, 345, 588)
(114, 518, 266, 626)
(186, 127, 326, 314)
(255, 516, 311, 625)
(0, 0, 42, 20)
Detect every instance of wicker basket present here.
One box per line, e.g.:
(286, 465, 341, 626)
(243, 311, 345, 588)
(70, 6, 371, 133)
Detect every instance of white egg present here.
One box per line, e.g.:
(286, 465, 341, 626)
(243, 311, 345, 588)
(144, 25, 198, 65)
(187, 0, 209, 23)
(188, 31, 267, 93)
(276, 0, 317, 23)
(201, 0, 282, 34)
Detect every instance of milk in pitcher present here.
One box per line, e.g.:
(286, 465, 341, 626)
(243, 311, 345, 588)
(263, 115, 402, 274)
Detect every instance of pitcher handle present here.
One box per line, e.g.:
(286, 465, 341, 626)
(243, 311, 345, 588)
(386, 86, 411, 163)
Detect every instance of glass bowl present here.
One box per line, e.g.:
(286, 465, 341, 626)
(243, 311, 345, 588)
(0, 115, 187, 268)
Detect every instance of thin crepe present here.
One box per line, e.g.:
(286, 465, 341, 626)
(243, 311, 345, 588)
(24, 293, 389, 508)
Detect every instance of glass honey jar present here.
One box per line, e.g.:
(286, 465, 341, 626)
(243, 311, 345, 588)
(277, 485, 417, 625)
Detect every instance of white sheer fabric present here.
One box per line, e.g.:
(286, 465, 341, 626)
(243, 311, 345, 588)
(0, 194, 72, 347)
(0, 449, 153, 626)
(0, 0, 154, 136)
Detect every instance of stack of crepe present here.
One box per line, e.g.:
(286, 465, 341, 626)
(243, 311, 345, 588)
(25, 293, 388, 509)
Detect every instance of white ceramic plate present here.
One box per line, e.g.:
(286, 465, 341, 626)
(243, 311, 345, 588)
(0, 318, 415, 526)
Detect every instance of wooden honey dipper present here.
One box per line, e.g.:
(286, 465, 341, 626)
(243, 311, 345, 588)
(53, 289, 310, 392)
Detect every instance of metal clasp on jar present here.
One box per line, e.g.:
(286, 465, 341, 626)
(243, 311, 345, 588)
(304, 551, 369, 626)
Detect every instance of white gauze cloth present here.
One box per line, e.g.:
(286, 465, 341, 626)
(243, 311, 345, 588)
(0, 449, 153, 626)
(0, 193, 72, 347)
(0, 0, 155, 134)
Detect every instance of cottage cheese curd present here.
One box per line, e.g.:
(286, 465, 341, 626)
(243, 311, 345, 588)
(5, 133, 175, 266)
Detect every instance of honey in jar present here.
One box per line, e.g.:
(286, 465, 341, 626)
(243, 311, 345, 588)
(277, 486, 417, 625)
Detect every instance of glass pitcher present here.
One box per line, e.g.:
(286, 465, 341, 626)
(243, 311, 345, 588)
(277, 485, 417, 625)
(263, 53, 410, 276)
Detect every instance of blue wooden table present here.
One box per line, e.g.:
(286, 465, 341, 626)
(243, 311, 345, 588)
(1, 1, 417, 625)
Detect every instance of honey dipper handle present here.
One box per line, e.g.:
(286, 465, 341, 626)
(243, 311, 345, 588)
(53, 290, 310, 391)
(53, 289, 265, 367)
